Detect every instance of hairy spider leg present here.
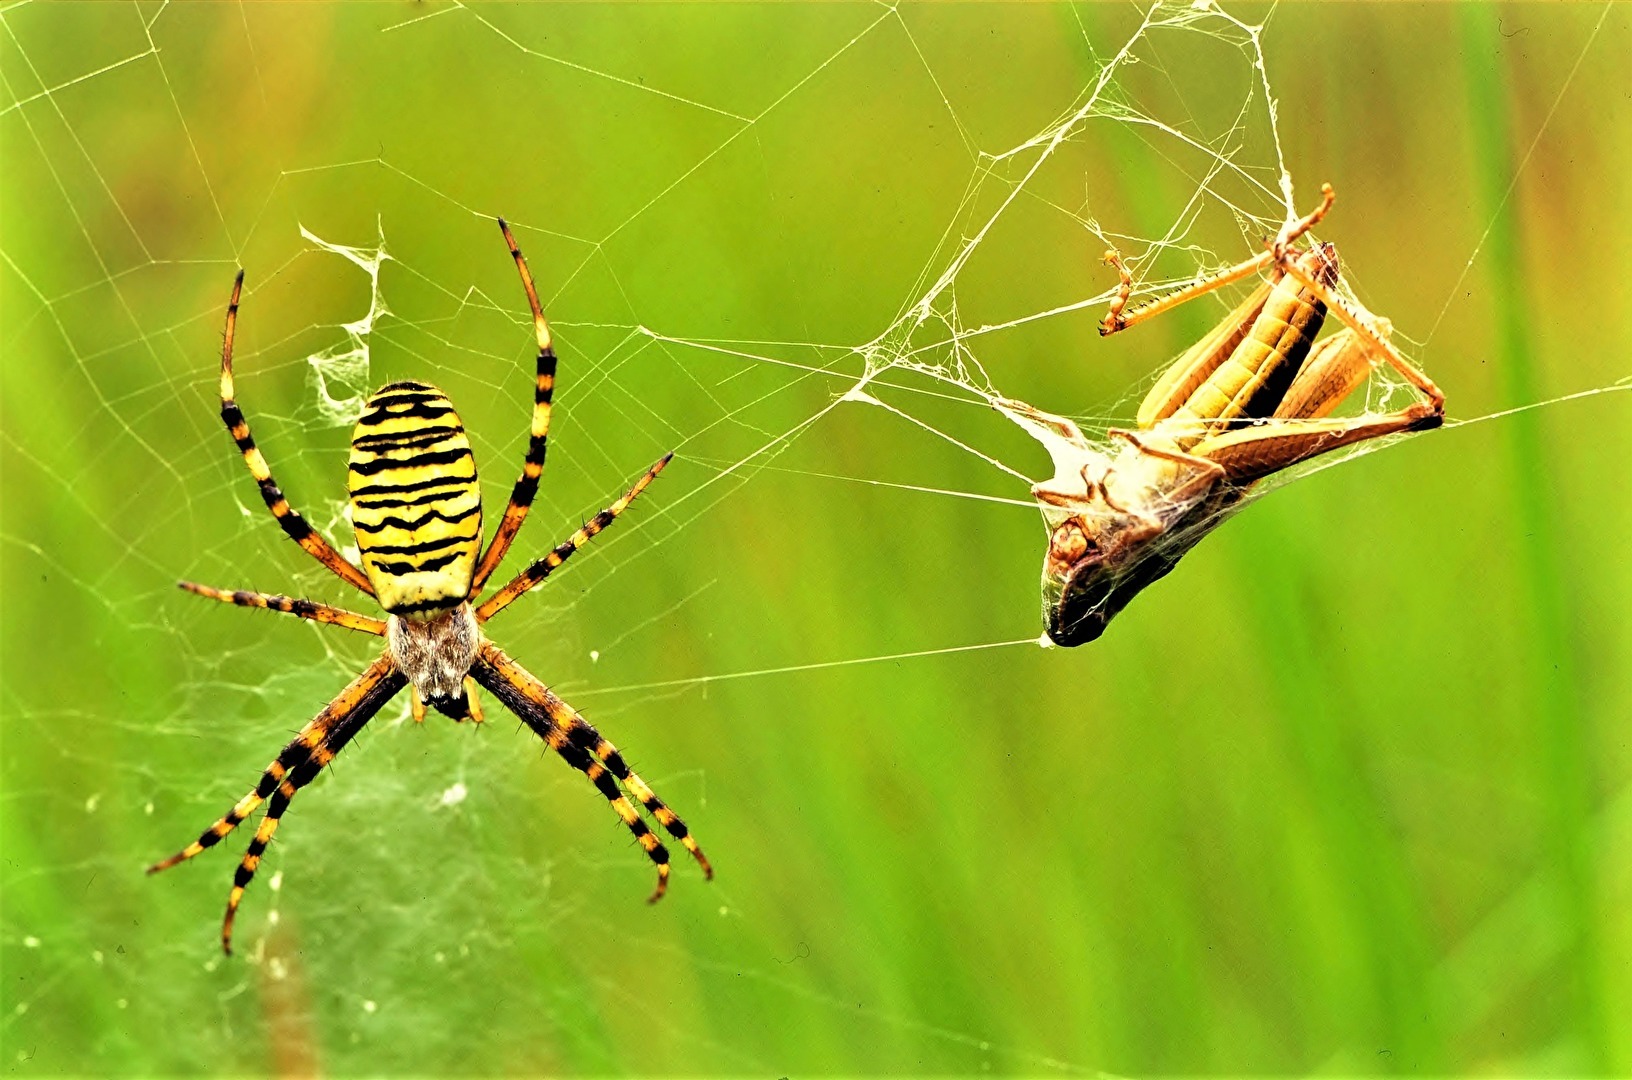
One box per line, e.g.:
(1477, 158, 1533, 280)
(476, 453, 674, 623)
(472, 219, 559, 590)
(149, 655, 405, 952)
(483, 638, 706, 874)
(1098, 184, 1336, 337)
(216, 271, 376, 597)
(177, 581, 386, 636)
(546, 680, 711, 879)
(146, 656, 400, 874)
(472, 643, 713, 899)
(218, 657, 407, 954)
(471, 648, 669, 900)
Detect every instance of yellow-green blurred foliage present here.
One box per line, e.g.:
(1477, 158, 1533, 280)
(2, 3, 1628, 1075)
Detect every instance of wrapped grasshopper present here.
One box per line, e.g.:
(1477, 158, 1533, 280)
(1002, 185, 1443, 646)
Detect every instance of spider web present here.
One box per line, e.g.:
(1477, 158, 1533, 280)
(2, 2, 1628, 1075)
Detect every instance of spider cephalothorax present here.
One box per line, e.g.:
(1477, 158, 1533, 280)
(386, 603, 481, 715)
(150, 221, 711, 953)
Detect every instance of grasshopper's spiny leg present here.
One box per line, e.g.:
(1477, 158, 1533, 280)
(473, 219, 559, 590)
(1099, 184, 1336, 337)
(1273, 256, 1445, 413)
(178, 581, 386, 636)
(1189, 324, 1442, 485)
(1191, 409, 1442, 486)
(475, 453, 673, 623)
(1271, 182, 1336, 260)
(216, 272, 376, 597)
(1100, 250, 1279, 337)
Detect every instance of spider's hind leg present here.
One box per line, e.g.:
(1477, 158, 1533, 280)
(471, 643, 712, 900)
(148, 654, 405, 955)
(563, 714, 711, 881)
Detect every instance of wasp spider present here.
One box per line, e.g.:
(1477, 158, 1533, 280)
(149, 221, 711, 954)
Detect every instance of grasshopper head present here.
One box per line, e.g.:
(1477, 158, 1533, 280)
(993, 396, 1239, 646)
(1042, 511, 1185, 646)
(1038, 451, 1240, 646)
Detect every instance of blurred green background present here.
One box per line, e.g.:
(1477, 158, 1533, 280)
(3, 3, 1629, 1076)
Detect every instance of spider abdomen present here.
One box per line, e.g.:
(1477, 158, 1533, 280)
(348, 381, 482, 614)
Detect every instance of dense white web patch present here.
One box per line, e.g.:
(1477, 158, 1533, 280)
(1, 0, 1623, 1073)
(298, 224, 392, 428)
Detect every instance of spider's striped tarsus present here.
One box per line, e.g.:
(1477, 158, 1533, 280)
(149, 220, 711, 954)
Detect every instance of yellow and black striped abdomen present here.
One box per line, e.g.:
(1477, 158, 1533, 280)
(348, 381, 482, 615)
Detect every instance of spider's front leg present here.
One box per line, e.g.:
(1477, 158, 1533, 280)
(471, 219, 560, 589)
(214, 272, 376, 597)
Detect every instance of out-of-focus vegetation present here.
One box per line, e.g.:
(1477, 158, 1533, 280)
(2, 3, 1628, 1075)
